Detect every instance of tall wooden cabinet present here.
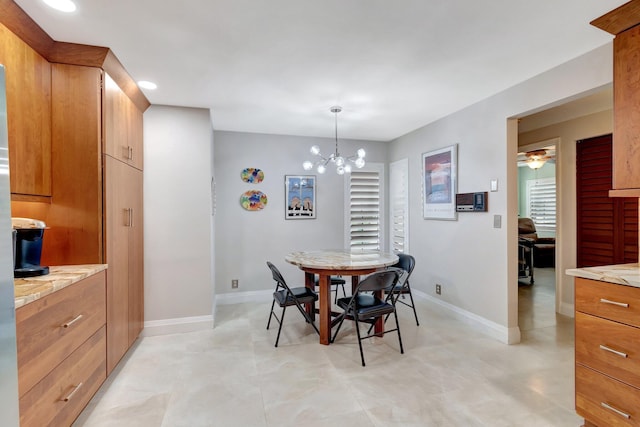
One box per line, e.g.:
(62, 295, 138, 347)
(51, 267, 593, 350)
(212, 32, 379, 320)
(104, 153, 144, 372)
(48, 64, 145, 374)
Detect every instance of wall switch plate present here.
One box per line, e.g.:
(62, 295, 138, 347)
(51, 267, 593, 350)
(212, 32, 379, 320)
(232, 279, 239, 289)
(493, 214, 502, 228)
(490, 179, 498, 192)
(435, 284, 442, 295)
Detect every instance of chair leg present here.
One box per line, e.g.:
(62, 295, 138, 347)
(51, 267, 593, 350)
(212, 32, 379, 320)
(331, 312, 347, 343)
(274, 306, 286, 347)
(354, 316, 366, 367)
(266, 299, 277, 330)
(393, 309, 404, 355)
(406, 286, 419, 326)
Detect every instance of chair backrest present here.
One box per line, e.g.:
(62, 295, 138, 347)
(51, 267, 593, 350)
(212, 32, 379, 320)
(357, 270, 400, 293)
(394, 253, 415, 277)
(518, 218, 538, 239)
(266, 261, 289, 291)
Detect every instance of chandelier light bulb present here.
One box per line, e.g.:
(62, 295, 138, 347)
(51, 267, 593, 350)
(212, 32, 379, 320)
(336, 166, 345, 175)
(303, 161, 313, 171)
(335, 156, 345, 167)
(355, 157, 365, 168)
(310, 145, 321, 155)
(357, 148, 366, 158)
(317, 164, 326, 174)
(343, 164, 352, 173)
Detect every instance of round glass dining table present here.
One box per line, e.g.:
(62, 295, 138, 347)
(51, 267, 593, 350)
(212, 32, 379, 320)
(285, 249, 398, 345)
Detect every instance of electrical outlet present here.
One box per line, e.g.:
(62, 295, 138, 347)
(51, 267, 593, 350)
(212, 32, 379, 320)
(435, 284, 441, 295)
(232, 279, 239, 289)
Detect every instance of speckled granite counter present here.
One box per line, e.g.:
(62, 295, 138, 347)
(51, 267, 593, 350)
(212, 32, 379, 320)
(14, 264, 107, 309)
(285, 250, 398, 270)
(566, 263, 640, 288)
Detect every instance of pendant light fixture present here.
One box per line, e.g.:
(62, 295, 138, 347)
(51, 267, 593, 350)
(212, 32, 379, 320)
(303, 106, 366, 175)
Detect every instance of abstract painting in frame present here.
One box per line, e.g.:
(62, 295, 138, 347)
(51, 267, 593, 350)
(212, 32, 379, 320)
(422, 144, 457, 220)
(285, 175, 316, 219)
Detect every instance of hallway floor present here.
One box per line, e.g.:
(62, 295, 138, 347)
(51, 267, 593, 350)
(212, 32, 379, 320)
(74, 277, 580, 427)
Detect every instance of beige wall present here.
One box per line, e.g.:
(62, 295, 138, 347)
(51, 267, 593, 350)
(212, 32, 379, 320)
(519, 109, 613, 315)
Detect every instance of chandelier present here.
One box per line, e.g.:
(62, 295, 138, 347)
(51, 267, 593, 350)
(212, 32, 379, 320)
(303, 106, 366, 175)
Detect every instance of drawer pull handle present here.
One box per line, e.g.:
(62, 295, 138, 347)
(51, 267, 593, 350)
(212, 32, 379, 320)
(600, 298, 629, 308)
(601, 402, 631, 419)
(62, 383, 83, 402)
(62, 314, 83, 328)
(599, 345, 628, 358)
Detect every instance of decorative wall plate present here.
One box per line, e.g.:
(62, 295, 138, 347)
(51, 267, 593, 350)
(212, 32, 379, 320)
(240, 190, 268, 211)
(241, 168, 265, 183)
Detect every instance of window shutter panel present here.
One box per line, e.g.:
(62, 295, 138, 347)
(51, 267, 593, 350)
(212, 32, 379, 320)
(349, 171, 380, 251)
(527, 178, 556, 231)
(390, 159, 408, 253)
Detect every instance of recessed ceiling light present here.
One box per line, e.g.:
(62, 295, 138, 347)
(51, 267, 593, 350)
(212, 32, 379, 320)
(137, 81, 157, 90)
(42, 0, 76, 12)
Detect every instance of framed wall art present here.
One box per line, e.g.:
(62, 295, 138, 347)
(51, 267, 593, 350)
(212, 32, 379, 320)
(422, 144, 457, 220)
(285, 175, 316, 219)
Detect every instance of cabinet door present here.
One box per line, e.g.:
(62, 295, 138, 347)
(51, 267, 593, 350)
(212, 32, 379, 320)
(128, 167, 144, 346)
(48, 64, 103, 266)
(0, 23, 51, 197)
(613, 25, 640, 190)
(104, 155, 131, 374)
(104, 73, 143, 170)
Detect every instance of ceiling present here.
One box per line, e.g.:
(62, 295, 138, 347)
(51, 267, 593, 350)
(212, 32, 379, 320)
(15, 0, 627, 141)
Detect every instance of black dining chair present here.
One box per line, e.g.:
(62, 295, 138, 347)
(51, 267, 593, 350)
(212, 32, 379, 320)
(266, 261, 319, 347)
(331, 270, 404, 366)
(385, 253, 419, 326)
(315, 275, 347, 303)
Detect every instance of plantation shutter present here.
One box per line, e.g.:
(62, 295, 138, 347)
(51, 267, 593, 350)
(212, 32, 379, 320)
(527, 178, 556, 231)
(389, 159, 408, 253)
(349, 170, 380, 251)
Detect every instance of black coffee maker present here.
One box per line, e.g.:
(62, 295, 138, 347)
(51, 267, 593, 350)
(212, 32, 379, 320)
(12, 217, 49, 278)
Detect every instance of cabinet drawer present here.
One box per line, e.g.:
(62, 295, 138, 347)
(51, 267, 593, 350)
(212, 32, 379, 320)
(19, 326, 106, 427)
(575, 277, 640, 328)
(16, 271, 106, 396)
(576, 312, 640, 389)
(576, 364, 640, 426)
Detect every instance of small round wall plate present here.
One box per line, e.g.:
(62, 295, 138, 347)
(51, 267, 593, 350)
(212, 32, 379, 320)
(240, 190, 268, 211)
(241, 168, 265, 183)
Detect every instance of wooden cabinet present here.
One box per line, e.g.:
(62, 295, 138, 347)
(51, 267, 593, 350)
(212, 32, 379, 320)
(104, 73, 143, 170)
(47, 63, 144, 375)
(575, 277, 640, 426)
(612, 24, 640, 193)
(16, 271, 107, 427)
(591, 2, 640, 197)
(104, 155, 144, 372)
(0, 23, 51, 198)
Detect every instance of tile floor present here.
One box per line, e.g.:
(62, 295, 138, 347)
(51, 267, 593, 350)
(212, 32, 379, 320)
(74, 268, 582, 427)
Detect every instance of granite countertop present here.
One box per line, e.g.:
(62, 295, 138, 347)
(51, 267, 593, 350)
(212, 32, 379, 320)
(285, 250, 398, 270)
(566, 263, 640, 288)
(14, 264, 107, 309)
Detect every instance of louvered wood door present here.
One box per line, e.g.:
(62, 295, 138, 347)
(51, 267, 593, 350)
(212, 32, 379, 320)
(576, 134, 638, 267)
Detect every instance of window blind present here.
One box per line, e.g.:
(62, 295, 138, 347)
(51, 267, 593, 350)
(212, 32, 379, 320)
(527, 178, 556, 231)
(349, 170, 381, 251)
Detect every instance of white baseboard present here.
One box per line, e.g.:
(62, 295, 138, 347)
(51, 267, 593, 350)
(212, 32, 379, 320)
(142, 315, 213, 337)
(412, 290, 519, 344)
(559, 301, 574, 318)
